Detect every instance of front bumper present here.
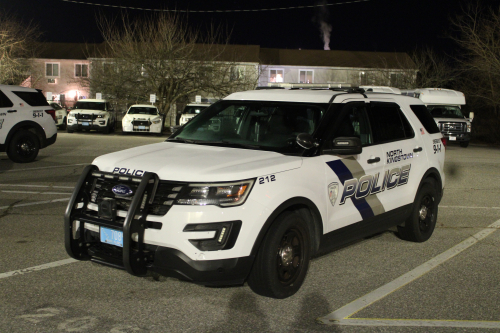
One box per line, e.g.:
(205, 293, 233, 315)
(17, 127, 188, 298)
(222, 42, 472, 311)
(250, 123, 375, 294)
(442, 132, 470, 142)
(122, 123, 162, 133)
(64, 166, 255, 285)
(67, 119, 108, 131)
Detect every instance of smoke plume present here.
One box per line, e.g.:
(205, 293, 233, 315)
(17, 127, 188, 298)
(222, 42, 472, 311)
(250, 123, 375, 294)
(314, 1, 332, 50)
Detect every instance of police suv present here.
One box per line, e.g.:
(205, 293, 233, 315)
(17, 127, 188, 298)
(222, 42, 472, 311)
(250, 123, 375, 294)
(67, 99, 116, 134)
(0, 85, 58, 163)
(65, 88, 445, 299)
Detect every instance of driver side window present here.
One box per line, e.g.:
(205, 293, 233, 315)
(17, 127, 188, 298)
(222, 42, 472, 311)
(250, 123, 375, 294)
(333, 104, 373, 145)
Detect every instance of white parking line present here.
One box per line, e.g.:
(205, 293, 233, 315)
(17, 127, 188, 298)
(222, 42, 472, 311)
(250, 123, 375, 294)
(0, 198, 70, 210)
(0, 184, 74, 189)
(440, 205, 500, 210)
(1, 190, 72, 195)
(318, 218, 500, 328)
(2, 163, 87, 172)
(0, 259, 78, 280)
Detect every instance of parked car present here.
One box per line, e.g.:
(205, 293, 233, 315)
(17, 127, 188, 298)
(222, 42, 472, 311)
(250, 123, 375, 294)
(0, 85, 58, 162)
(122, 104, 163, 135)
(66, 99, 116, 134)
(47, 101, 68, 130)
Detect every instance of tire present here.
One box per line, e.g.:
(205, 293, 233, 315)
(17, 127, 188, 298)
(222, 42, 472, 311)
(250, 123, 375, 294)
(460, 141, 469, 148)
(67, 128, 74, 133)
(60, 117, 67, 131)
(397, 179, 438, 242)
(6, 130, 40, 163)
(247, 211, 311, 299)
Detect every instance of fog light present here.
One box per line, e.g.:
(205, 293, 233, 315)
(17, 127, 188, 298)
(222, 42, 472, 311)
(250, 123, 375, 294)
(131, 232, 139, 242)
(217, 227, 227, 243)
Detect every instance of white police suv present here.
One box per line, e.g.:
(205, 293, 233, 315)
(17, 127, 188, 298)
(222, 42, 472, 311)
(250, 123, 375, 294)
(122, 104, 163, 134)
(67, 99, 116, 134)
(65, 87, 445, 298)
(0, 85, 58, 163)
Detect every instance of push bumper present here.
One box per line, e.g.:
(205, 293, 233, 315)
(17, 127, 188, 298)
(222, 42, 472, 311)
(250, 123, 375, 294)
(64, 165, 253, 286)
(442, 132, 470, 142)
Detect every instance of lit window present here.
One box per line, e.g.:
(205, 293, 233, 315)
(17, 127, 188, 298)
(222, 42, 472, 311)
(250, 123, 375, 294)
(75, 64, 88, 77)
(46, 63, 59, 77)
(360, 72, 367, 85)
(299, 70, 313, 83)
(270, 69, 284, 83)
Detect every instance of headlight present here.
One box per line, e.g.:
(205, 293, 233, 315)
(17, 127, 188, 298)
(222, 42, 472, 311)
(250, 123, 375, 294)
(175, 179, 255, 207)
(467, 123, 471, 132)
(68, 113, 75, 118)
(97, 114, 105, 118)
(152, 118, 161, 124)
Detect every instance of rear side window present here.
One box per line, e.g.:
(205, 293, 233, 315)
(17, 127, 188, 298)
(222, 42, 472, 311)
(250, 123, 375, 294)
(410, 105, 441, 134)
(12, 91, 49, 107)
(0, 90, 13, 107)
(368, 102, 415, 144)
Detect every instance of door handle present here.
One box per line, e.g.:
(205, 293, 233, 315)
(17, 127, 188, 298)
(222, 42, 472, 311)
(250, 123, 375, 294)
(413, 147, 423, 152)
(7, 110, 17, 113)
(367, 157, 380, 164)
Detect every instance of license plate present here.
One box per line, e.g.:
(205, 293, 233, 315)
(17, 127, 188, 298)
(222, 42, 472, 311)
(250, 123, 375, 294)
(138, 126, 146, 130)
(449, 136, 456, 141)
(82, 122, 89, 126)
(100, 227, 123, 247)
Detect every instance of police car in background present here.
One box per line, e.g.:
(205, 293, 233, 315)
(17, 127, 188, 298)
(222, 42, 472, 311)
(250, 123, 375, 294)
(47, 101, 68, 130)
(65, 87, 445, 299)
(66, 99, 116, 134)
(0, 85, 58, 163)
(122, 104, 163, 135)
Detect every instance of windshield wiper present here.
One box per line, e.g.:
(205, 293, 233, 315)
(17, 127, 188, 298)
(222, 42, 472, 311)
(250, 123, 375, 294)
(196, 141, 262, 149)
(166, 138, 197, 144)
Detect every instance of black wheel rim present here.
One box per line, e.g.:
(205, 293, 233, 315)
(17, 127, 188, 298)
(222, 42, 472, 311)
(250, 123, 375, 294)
(276, 228, 304, 285)
(15, 136, 36, 157)
(418, 194, 435, 233)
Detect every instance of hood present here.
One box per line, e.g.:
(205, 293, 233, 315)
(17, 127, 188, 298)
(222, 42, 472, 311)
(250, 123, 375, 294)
(434, 117, 469, 123)
(123, 114, 161, 121)
(92, 142, 303, 182)
(71, 110, 107, 116)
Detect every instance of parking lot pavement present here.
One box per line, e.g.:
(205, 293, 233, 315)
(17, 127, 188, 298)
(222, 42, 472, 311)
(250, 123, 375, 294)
(0, 135, 499, 333)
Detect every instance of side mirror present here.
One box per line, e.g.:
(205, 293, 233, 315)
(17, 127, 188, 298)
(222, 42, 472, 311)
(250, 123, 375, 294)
(468, 111, 474, 122)
(323, 137, 362, 155)
(296, 133, 318, 149)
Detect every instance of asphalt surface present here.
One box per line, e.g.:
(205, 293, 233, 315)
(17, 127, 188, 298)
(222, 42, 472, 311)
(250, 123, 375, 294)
(0, 131, 499, 333)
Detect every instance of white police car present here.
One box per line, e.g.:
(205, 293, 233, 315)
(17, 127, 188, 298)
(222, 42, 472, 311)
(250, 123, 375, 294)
(65, 88, 445, 298)
(66, 99, 116, 134)
(121, 104, 163, 134)
(0, 85, 58, 162)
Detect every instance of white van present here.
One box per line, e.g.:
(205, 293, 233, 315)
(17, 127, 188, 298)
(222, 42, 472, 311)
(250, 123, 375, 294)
(402, 89, 471, 148)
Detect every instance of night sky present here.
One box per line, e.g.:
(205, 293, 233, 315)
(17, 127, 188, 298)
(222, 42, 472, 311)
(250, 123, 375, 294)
(1, 0, 499, 55)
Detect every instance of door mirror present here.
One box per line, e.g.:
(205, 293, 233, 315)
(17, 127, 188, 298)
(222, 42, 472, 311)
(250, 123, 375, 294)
(296, 133, 318, 149)
(323, 137, 362, 155)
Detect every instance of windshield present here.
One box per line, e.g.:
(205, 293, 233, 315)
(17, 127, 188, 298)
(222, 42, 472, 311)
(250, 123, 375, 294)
(74, 101, 106, 111)
(170, 101, 326, 154)
(183, 105, 208, 115)
(428, 105, 464, 119)
(128, 107, 158, 115)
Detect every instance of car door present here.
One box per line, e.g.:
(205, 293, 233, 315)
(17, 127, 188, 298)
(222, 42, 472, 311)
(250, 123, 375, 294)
(0, 89, 17, 144)
(321, 101, 385, 233)
(367, 101, 424, 212)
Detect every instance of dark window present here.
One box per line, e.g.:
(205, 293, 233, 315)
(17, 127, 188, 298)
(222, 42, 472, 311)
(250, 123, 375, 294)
(410, 105, 440, 134)
(0, 90, 13, 107)
(368, 103, 415, 144)
(333, 104, 373, 145)
(12, 91, 49, 107)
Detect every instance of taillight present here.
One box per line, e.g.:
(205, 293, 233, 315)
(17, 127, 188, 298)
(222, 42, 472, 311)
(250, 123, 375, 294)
(441, 137, 447, 147)
(45, 109, 57, 122)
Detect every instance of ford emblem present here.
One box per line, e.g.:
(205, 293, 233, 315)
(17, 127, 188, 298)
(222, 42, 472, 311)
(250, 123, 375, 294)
(112, 184, 133, 197)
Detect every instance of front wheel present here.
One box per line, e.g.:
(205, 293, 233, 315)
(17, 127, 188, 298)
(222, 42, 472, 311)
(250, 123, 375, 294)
(247, 211, 311, 299)
(6, 130, 40, 163)
(397, 179, 438, 242)
(460, 141, 469, 148)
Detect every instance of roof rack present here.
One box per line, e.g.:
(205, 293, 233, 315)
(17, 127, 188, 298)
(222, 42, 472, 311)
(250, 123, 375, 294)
(329, 87, 366, 94)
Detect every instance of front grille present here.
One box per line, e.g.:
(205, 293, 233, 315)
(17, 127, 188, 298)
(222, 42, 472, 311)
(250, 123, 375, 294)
(76, 114, 98, 120)
(439, 122, 466, 135)
(132, 120, 150, 126)
(85, 172, 187, 218)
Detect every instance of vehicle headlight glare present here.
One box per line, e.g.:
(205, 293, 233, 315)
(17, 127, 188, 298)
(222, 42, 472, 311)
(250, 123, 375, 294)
(176, 179, 255, 207)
